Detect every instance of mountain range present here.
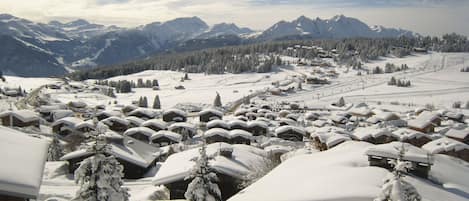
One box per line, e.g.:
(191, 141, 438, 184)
(0, 13, 417, 77)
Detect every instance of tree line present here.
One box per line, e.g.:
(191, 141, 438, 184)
(69, 33, 469, 80)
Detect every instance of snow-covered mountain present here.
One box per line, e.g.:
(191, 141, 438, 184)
(0, 13, 420, 77)
(197, 23, 254, 39)
(48, 19, 122, 39)
(259, 15, 417, 40)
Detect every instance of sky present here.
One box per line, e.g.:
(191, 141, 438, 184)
(0, 0, 468, 36)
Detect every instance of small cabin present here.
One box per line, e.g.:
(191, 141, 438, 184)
(408, 111, 442, 133)
(101, 116, 130, 132)
(61, 135, 161, 179)
(150, 130, 182, 147)
(163, 109, 187, 122)
(122, 105, 138, 114)
(199, 109, 223, 123)
(96, 110, 122, 121)
(127, 108, 159, 120)
(203, 128, 231, 144)
(248, 121, 269, 136)
(168, 122, 197, 140)
(0, 110, 40, 128)
(352, 127, 399, 144)
(206, 119, 230, 130)
(124, 127, 156, 143)
(52, 117, 85, 137)
(423, 137, 469, 162)
(275, 126, 306, 141)
(125, 116, 145, 128)
(228, 120, 249, 131)
(141, 119, 167, 132)
(152, 143, 263, 200)
(366, 142, 433, 178)
(445, 129, 469, 145)
(229, 129, 252, 145)
(393, 128, 433, 147)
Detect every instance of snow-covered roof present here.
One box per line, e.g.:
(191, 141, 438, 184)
(234, 108, 249, 116)
(168, 122, 197, 132)
(278, 118, 297, 125)
(101, 116, 130, 126)
(408, 111, 441, 129)
(151, 130, 182, 142)
(51, 117, 83, 128)
(61, 135, 160, 168)
(199, 108, 223, 117)
(163, 108, 187, 117)
(311, 119, 328, 127)
(207, 119, 229, 129)
(153, 143, 266, 186)
(264, 145, 293, 154)
(374, 112, 400, 121)
(76, 120, 94, 130)
(51, 109, 74, 121)
(203, 128, 231, 138)
(128, 108, 159, 118)
(228, 141, 469, 201)
(326, 134, 351, 148)
(0, 126, 49, 199)
(141, 119, 167, 130)
(365, 142, 433, 164)
(348, 106, 373, 116)
(0, 110, 39, 122)
(125, 116, 145, 126)
(96, 110, 122, 118)
(352, 127, 396, 140)
(247, 120, 268, 128)
(392, 128, 432, 141)
(274, 125, 306, 136)
(445, 129, 469, 140)
(229, 129, 253, 139)
(124, 127, 156, 138)
(38, 105, 66, 113)
(422, 137, 469, 154)
(68, 100, 87, 108)
(228, 120, 248, 128)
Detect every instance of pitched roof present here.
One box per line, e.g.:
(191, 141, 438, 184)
(152, 143, 266, 186)
(0, 126, 49, 199)
(0, 110, 39, 122)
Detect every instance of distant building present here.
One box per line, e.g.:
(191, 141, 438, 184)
(0, 110, 40, 128)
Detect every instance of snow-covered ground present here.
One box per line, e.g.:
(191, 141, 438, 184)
(2, 51, 469, 201)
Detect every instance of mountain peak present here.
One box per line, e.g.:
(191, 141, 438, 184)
(66, 19, 90, 27)
(0, 13, 16, 20)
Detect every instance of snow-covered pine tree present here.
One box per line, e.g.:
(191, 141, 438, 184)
(374, 143, 421, 201)
(153, 95, 161, 109)
(47, 134, 64, 161)
(72, 125, 129, 201)
(184, 143, 222, 201)
(213, 92, 222, 108)
(142, 96, 148, 108)
(337, 97, 345, 107)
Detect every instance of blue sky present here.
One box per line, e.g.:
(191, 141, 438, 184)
(0, 0, 468, 36)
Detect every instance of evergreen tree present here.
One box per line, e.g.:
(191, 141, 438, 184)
(388, 77, 397, 86)
(153, 95, 161, 109)
(142, 96, 148, 108)
(47, 134, 64, 161)
(72, 126, 129, 201)
(184, 73, 190, 80)
(213, 92, 222, 108)
(184, 143, 222, 201)
(337, 97, 345, 107)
